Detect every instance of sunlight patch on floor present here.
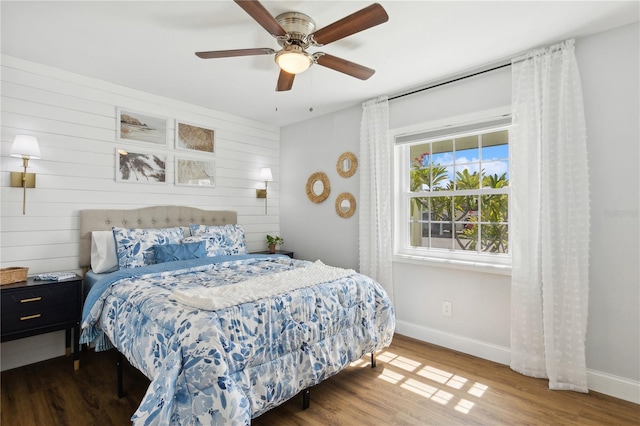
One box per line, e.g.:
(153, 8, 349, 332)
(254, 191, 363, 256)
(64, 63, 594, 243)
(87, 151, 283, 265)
(447, 375, 468, 390)
(375, 350, 489, 415)
(418, 365, 453, 384)
(379, 367, 405, 384)
(468, 382, 488, 397)
(432, 389, 454, 405)
(377, 351, 398, 363)
(350, 358, 368, 368)
(455, 398, 475, 414)
(390, 356, 421, 372)
(401, 378, 439, 398)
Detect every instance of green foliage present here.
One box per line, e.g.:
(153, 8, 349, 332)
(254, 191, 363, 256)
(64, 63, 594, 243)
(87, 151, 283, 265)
(410, 156, 509, 253)
(266, 235, 284, 246)
(409, 164, 448, 215)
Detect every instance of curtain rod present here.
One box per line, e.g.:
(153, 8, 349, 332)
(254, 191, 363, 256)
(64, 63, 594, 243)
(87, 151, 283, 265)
(388, 62, 511, 101)
(388, 39, 572, 102)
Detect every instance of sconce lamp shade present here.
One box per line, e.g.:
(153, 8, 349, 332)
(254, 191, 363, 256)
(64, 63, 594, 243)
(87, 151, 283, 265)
(259, 167, 273, 182)
(10, 135, 41, 159)
(257, 167, 273, 213)
(10, 135, 40, 215)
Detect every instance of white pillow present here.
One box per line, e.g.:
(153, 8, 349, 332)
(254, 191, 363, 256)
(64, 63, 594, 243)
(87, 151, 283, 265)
(91, 230, 118, 273)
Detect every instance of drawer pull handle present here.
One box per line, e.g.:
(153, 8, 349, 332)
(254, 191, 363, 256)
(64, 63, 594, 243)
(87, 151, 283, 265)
(20, 314, 42, 321)
(20, 297, 42, 303)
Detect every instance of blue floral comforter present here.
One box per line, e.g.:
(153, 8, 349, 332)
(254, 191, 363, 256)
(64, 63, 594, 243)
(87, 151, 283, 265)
(81, 255, 395, 425)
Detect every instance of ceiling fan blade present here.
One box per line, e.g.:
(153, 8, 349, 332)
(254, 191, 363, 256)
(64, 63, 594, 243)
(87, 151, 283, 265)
(195, 48, 275, 59)
(234, 0, 287, 37)
(315, 53, 375, 80)
(276, 70, 295, 91)
(311, 3, 388, 46)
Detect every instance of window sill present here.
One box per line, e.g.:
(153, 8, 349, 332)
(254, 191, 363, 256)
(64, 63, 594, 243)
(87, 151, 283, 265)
(392, 253, 512, 276)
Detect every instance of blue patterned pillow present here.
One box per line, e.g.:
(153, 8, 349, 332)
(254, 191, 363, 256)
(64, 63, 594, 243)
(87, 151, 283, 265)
(182, 235, 232, 257)
(153, 241, 207, 263)
(187, 224, 248, 255)
(112, 226, 184, 269)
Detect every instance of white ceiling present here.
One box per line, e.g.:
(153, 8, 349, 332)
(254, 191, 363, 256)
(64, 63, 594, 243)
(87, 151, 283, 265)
(2, 1, 638, 127)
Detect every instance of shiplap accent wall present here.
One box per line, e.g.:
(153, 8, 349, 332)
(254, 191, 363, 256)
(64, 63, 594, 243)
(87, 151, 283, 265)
(0, 55, 280, 370)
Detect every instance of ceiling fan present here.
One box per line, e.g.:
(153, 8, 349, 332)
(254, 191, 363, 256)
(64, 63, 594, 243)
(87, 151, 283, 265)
(195, 0, 389, 92)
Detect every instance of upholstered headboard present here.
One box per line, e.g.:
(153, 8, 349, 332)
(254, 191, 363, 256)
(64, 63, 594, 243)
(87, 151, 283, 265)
(79, 206, 237, 268)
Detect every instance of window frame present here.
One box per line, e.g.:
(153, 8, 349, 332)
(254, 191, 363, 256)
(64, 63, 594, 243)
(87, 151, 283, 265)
(392, 108, 513, 275)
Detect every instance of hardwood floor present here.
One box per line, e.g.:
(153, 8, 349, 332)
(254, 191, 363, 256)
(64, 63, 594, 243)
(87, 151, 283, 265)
(2, 334, 638, 425)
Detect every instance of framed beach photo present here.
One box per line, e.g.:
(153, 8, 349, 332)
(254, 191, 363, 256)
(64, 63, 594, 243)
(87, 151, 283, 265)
(116, 148, 167, 184)
(175, 157, 215, 187)
(175, 121, 215, 154)
(117, 108, 168, 146)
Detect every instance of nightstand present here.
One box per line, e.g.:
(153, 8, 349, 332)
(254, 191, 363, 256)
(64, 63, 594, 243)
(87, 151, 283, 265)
(251, 250, 294, 258)
(1, 275, 82, 370)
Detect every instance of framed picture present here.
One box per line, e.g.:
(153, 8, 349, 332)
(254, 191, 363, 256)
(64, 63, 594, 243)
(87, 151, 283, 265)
(175, 121, 215, 154)
(117, 108, 168, 146)
(175, 157, 215, 187)
(116, 148, 167, 184)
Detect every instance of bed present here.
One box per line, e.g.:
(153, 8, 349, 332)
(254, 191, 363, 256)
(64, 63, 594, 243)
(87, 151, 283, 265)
(79, 206, 395, 425)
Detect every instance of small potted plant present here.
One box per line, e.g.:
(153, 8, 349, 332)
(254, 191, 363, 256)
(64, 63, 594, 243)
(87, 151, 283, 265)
(266, 235, 284, 254)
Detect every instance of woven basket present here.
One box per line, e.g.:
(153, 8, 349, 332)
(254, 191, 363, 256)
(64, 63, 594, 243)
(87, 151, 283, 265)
(0, 267, 29, 285)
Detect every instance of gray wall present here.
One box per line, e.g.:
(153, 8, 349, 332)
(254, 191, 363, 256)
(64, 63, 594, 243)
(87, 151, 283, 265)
(578, 23, 639, 385)
(280, 107, 361, 269)
(280, 23, 640, 402)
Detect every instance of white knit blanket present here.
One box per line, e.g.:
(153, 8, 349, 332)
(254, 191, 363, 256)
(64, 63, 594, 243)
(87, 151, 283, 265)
(171, 260, 355, 311)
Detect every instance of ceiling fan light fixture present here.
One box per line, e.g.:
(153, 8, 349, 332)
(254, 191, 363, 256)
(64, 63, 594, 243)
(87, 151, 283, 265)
(275, 45, 312, 74)
(196, 1, 389, 91)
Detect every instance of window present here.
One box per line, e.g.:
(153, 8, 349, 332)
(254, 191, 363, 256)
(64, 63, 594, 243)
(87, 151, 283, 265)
(394, 114, 511, 268)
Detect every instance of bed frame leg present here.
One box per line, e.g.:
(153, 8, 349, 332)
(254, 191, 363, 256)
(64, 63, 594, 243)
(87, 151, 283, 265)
(371, 352, 376, 368)
(302, 388, 310, 410)
(117, 351, 124, 398)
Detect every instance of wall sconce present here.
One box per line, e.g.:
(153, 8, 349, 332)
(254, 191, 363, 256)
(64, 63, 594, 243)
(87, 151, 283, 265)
(256, 167, 273, 214)
(10, 135, 41, 215)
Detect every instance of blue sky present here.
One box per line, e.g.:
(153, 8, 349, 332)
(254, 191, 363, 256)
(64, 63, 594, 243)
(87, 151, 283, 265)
(414, 142, 509, 188)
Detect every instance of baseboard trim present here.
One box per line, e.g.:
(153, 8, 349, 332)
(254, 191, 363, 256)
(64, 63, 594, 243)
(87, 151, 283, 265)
(395, 320, 511, 365)
(395, 320, 640, 404)
(587, 369, 640, 404)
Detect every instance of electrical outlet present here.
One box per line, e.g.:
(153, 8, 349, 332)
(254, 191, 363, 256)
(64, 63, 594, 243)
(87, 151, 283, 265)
(442, 300, 453, 317)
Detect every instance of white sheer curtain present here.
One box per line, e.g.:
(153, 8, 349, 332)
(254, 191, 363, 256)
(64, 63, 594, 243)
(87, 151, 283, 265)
(359, 96, 393, 301)
(510, 39, 590, 392)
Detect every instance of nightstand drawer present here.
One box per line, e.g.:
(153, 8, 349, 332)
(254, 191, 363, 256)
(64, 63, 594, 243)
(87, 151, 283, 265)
(1, 282, 78, 314)
(1, 302, 78, 334)
(1, 275, 83, 369)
